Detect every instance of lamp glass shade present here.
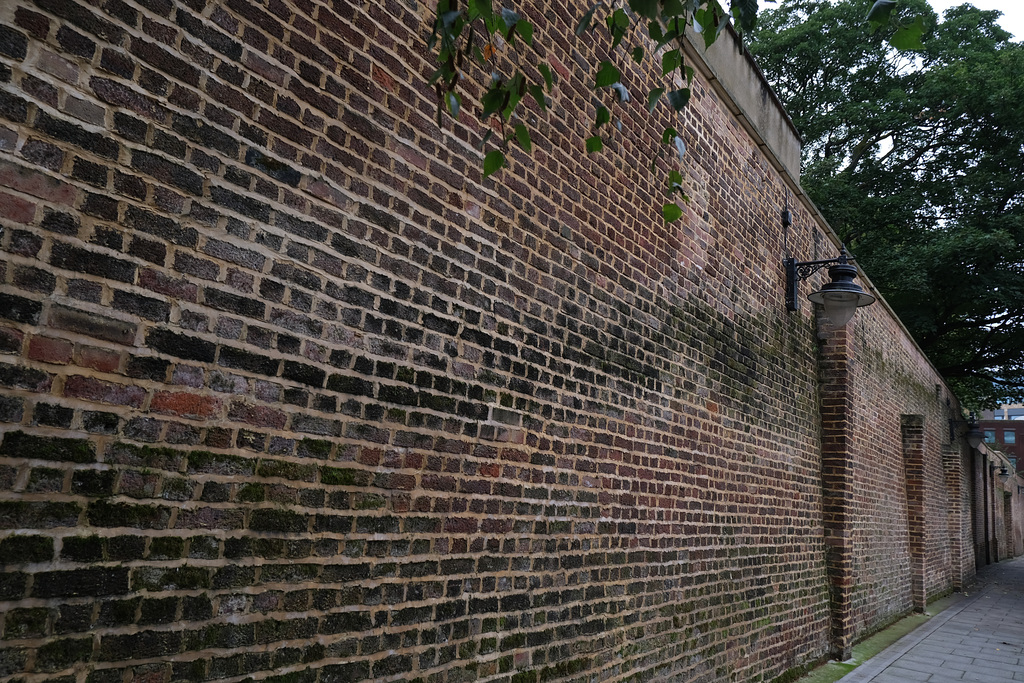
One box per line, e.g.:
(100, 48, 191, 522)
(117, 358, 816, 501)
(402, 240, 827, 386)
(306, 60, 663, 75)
(806, 262, 875, 327)
(819, 292, 859, 328)
(1000, 466, 1011, 482)
(967, 428, 983, 449)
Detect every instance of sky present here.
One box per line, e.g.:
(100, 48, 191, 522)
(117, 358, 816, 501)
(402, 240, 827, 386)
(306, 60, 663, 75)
(927, 0, 1023, 39)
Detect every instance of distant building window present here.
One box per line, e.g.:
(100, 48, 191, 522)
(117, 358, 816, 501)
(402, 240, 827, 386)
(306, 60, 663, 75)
(1005, 430, 1016, 444)
(985, 429, 996, 443)
(1012, 457, 1018, 470)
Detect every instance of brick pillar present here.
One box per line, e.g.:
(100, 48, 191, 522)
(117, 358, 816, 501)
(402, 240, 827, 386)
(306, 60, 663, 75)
(819, 318, 854, 660)
(901, 415, 926, 612)
(942, 445, 967, 590)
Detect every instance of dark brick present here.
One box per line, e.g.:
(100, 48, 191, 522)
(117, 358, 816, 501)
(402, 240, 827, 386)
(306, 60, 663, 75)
(203, 287, 265, 318)
(0, 430, 95, 463)
(32, 567, 129, 597)
(71, 469, 116, 496)
(0, 26, 28, 60)
(82, 411, 120, 434)
(131, 150, 203, 195)
(0, 293, 41, 324)
(35, 0, 125, 43)
(146, 328, 216, 362)
(35, 112, 118, 159)
(246, 148, 301, 187)
(211, 186, 270, 221)
(112, 290, 170, 321)
(124, 206, 197, 247)
(61, 535, 104, 561)
(33, 402, 73, 428)
(35, 636, 92, 672)
(87, 500, 170, 529)
(0, 535, 53, 563)
(51, 242, 135, 282)
(98, 630, 182, 661)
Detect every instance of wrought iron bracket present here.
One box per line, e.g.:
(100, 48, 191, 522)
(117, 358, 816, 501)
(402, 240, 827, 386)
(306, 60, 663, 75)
(784, 250, 856, 312)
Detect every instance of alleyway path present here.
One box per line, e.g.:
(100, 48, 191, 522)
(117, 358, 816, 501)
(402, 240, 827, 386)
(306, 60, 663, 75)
(840, 555, 1024, 682)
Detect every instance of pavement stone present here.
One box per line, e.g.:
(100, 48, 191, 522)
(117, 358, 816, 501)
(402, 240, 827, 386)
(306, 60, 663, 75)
(839, 556, 1024, 682)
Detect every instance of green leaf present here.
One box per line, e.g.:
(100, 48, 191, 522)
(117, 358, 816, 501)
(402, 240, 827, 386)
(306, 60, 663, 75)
(662, 127, 679, 145)
(647, 20, 664, 43)
(668, 169, 683, 187)
(731, 0, 758, 33)
(576, 2, 602, 35)
(586, 136, 604, 153)
(514, 123, 532, 152)
(607, 8, 629, 48)
(890, 16, 925, 51)
(628, 0, 658, 21)
(866, 0, 897, 26)
(662, 49, 681, 76)
(663, 203, 683, 221)
(528, 83, 547, 111)
(483, 149, 506, 177)
(647, 87, 665, 113)
(666, 88, 691, 110)
(479, 129, 493, 149)
(468, 0, 492, 21)
(516, 19, 533, 45)
(596, 106, 611, 126)
(538, 63, 553, 91)
(595, 61, 620, 88)
(662, 0, 685, 17)
(447, 91, 460, 118)
(631, 46, 644, 64)
(481, 84, 506, 118)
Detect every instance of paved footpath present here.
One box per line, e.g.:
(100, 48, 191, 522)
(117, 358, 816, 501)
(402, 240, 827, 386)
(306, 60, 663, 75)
(840, 555, 1024, 682)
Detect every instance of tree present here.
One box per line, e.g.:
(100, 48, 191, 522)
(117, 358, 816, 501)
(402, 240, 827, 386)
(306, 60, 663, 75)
(748, 0, 1024, 407)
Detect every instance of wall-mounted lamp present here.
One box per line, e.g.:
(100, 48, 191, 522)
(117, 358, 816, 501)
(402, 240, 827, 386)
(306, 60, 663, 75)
(782, 211, 875, 327)
(999, 466, 1011, 483)
(1018, 485, 1024, 495)
(949, 411, 984, 449)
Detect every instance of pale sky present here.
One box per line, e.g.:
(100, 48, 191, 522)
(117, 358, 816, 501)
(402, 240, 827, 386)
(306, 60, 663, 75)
(928, 0, 1023, 39)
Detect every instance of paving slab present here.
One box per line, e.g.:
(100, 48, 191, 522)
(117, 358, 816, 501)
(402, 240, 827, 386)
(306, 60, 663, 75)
(839, 556, 1024, 683)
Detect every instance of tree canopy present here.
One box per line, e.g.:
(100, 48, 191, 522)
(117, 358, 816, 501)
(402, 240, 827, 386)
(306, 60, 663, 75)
(749, 0, 1024, 407)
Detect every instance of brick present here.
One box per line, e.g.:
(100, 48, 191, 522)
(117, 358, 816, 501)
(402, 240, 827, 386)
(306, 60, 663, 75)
(0, 190, 35, 223)
(50, 305, 137, 345)
(151, 391, 222, 419)
(64, 375, 146, 407)
(51, 242, 136, 282)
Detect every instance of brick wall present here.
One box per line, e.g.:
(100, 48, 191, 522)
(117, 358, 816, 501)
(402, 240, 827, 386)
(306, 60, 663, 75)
(0, 0, 987, 681)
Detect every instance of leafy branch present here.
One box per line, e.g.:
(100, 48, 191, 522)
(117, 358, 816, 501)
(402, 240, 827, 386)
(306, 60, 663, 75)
(426, 0, 917, 222)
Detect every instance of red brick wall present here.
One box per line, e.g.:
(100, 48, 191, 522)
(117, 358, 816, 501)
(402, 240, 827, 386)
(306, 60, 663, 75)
(0, 0, 982, 681)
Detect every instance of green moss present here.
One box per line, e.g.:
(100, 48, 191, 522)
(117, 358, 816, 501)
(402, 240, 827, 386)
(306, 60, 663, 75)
(353, 493, 385, 510)
(257, 459, 317, 482)
(186, 450, 255, 476)
(320, 466, 373, 486)
(0, 431, 95, 463)
(148, 536, 185, 560)
(0, 535, 53, 563)
(296, 438, 332, 459)
(3, 607, 49, 638)
(238, 483, 265, 502)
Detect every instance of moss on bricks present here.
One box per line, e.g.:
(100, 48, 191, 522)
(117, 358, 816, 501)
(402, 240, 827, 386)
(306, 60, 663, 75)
(320, 466, 373, 486)
(249, 508, 307, 533)
(186, 450, 255, 476)
(34, 636, 93, 672)
(0, 535, 53, 563)
(0, 430, 95, 463)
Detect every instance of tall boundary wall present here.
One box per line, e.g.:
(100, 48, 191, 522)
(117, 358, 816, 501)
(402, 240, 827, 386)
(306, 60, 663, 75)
(0, 1, 1015, 682)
